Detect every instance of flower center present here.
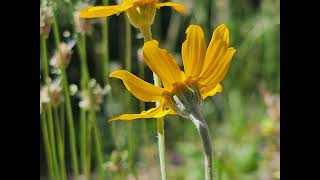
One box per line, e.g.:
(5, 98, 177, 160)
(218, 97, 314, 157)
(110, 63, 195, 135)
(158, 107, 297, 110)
(167, 82, 203, 118)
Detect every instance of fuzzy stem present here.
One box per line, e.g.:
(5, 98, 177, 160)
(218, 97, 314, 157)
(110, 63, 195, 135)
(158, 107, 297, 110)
(153, 73, 167, 180)
(189, 112, 213, 180)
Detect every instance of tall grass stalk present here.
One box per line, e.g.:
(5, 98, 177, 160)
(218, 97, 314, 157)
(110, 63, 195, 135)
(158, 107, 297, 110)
(47, 104, 60, 179)
(53, 107, 67, 180)
(40, 33, 49, 83)
(60, 103, 65, 147)
(61, 68, 79, 179)
(90, 109, 105, 179)
(41, 111, 54, 180)
(101, 0, 110, 85)
(77, 32, 90, 179)
(78, 32, 105, 179)
(138, 61, 149, 146)
(50, 2, 79, 177)
(124, 15, 138, 178)
(41, 32, 60, 179)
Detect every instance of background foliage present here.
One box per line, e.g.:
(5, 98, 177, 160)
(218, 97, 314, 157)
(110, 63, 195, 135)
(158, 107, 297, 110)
(40, 0, 280, 179)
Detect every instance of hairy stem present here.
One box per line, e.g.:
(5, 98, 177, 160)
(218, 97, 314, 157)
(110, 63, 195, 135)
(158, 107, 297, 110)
(189, 111, 213, 180)
(153, 73, 167, 180)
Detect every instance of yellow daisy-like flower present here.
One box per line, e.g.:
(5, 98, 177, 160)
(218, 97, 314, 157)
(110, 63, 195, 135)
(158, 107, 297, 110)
(80, 0, 185, 39)
(109, 24, 236, 121)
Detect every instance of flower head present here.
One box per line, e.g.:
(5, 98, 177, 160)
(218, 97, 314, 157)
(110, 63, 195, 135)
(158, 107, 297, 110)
(80, 0, 185, 39)
(79, 79, 111, 111)
(74, 3, 93, 33)
(109, 24, 236, 121)
(40, 80, 64, 109)
(40, 0, 53, 36)
(50, 41, 75, 69)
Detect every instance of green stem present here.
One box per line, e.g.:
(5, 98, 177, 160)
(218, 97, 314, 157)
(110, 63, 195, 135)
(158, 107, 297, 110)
(139, 26, 152, 41)
(53, 107, 67, 180)
(101, 0, 110, 85)
(125, 17, 132, 71)
(124, 15, 137, 177)
(138, 62, 149, 146)
(47, 104, 60, 179)
(189, 112, 213, 180)
(80, 109, 88, 178)
(90, 109, 105, 179)
(77, 32, 90, 179)
(60, 103, 65, 151)
(61, 68, 79, 179)
(41, 111, 54, 180)
(51, 2, 61, 46)
(40, 33, 49, 83)
(86, 112, 93, 179)
(153, 74, 167, 180)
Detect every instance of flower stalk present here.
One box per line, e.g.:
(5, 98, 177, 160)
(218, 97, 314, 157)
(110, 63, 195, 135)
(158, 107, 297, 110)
(53, 106, 67, 180)
(50, 3, 79, 176)
(61, 68, 79, 179)
(189, 111, 213, 180)
(40, 111, 54, 180)
(153, 73, 167, 180)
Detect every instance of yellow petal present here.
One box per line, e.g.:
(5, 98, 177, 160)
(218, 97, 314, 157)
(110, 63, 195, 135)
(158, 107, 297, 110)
(80, 4, 132, 18)
(110, 100, 171, 121)
(109, 70, 165, 102)
(201, 83, 223, 99)
(156, 2, 186, 14)
(199, 48, 236, 93)
(143, 40, 184, 90)
(201, 24, 230, 77)
(182, 25, 206, 79)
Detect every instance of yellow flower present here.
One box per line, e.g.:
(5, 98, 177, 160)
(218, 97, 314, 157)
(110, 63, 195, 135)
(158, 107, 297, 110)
(109, 24, 236, 121)
(80, 0, 185, 39)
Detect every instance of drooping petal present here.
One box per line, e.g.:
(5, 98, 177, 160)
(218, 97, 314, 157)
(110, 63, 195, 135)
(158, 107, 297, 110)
(200, 24, 230, 77)
(156, 2, 186, 14)
(199, 48, 236, 93)
(200, 83, 223, 99)
(109, 70, 165, 102)
(110, 100, 171, 121)
(80, 4, 132, 18)
(143, 40, 184, 90)
(182, 25, 206, 79)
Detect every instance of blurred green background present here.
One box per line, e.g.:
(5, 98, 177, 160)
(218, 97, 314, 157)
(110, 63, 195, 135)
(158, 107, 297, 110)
(40, 0, 280, 179)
